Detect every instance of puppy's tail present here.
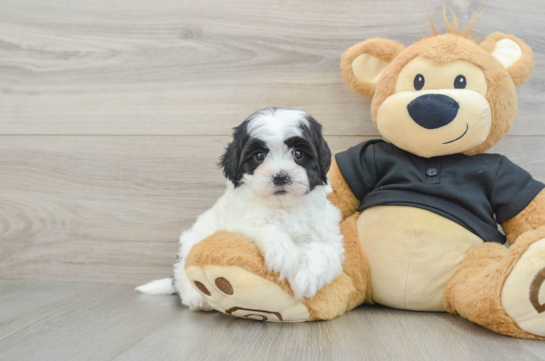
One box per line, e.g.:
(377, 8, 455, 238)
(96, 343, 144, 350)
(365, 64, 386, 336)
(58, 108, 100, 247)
(135, 277, 176, 295)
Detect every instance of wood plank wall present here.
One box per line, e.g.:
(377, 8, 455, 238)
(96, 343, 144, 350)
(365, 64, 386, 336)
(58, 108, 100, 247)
(1, 0, 544, 284)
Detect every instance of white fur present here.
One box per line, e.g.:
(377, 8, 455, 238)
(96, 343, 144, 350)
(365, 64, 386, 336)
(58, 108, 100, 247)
(247, 108, 308, 141)
(138, 108, 345, 309)
(135, 278, 175, 295)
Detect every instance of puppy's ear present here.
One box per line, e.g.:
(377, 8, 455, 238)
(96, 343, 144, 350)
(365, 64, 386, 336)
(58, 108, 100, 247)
(316, 135, 332, 184)
(480, 32, 535, 86)
(220, 142, 241, 185)
(304, 115, 332, 184)
(220, 122, 248, 186)
(341, 38, 404, 98)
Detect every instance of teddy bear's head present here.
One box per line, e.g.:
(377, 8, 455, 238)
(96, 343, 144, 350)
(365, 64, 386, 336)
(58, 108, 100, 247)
(341, 12, 535, 158)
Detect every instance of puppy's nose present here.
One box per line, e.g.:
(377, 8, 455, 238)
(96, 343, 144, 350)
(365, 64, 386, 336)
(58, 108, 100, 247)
(407, 94, 459, 129)
(273, 171, 290, 186)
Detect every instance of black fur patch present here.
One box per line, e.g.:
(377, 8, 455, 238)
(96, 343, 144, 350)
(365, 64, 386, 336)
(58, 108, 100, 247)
(297, 114, 332, 189)
(220, 118, 269, 187)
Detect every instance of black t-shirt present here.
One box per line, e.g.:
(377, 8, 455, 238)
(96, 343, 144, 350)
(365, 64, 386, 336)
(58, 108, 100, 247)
(335, 139, 545, 244)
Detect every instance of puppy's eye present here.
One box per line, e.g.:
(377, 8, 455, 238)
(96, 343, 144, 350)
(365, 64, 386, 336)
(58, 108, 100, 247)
(414, 74, 425, 91)
(454, 75, 466, 89)
(292, 150, 303, 160)
(255, 152, 265, 162)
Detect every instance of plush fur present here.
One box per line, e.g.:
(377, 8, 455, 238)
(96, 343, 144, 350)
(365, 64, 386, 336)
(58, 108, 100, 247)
(340, 38, 405, 98)
(503, 189, 545, 245)
(445, 227, 545, 340)
(327, 160, 361, 221)
(480, 32, 536, 87)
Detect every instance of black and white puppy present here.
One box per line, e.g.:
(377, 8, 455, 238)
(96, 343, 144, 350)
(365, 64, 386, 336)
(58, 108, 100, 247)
(137, 108, 345, 310)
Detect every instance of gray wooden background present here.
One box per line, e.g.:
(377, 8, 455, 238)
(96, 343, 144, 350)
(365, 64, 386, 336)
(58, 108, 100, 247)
(1, 0, 544, 285)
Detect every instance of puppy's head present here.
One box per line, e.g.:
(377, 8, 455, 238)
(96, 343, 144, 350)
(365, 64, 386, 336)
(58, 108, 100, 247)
(221, 107, 331, 207)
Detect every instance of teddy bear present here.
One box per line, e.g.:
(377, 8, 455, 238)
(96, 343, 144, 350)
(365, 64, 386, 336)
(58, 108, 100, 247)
(182, 13, 545, 340)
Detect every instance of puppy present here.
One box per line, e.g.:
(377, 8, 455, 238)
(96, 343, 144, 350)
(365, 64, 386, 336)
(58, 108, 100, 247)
(137, 108, 344, 310)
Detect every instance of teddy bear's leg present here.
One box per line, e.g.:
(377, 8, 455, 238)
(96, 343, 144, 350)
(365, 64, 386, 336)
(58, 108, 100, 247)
(445, 227, 545, 339)
(183, 213, 370, 322)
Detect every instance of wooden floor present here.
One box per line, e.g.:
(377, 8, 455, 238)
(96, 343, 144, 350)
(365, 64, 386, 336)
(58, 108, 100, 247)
(1, 0, 545, 358)
(0, 280, 543, 361)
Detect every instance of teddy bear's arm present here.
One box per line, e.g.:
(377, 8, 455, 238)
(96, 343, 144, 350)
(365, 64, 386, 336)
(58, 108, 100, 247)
(327, 160, 360, 221)
(502, 189, 545, 245)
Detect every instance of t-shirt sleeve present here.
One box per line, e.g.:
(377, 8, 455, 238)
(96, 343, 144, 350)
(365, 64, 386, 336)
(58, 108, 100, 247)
(334, 140, 380, 201)
(491, 155, 545, 223)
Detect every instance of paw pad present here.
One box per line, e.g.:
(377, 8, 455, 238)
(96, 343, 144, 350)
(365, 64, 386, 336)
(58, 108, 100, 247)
(194, 281, 211, 296)
(530, 267, 545, 314)
(215, 277, 234, 295)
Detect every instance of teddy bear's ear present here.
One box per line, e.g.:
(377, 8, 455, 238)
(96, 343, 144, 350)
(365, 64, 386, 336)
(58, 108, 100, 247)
(341, 38, 404, 98)
(480, 32, 535, 87)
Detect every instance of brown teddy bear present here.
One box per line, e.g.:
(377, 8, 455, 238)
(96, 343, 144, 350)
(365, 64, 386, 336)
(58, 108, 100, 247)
(183, 13, 545, 339)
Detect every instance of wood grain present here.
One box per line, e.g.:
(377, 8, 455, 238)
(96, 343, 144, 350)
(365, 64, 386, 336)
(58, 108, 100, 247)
(0, 281, 182, 361)
(0, 281, 543, 361)
(0, 281, 107, 326)
(0, 0, 543, 136)
(1, 135, 544, 284)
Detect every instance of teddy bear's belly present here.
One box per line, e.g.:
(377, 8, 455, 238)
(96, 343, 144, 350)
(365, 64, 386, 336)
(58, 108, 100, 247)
(357, 205, 484, 311)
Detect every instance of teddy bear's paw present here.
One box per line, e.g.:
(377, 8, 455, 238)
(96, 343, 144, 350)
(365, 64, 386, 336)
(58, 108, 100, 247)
(185, 264, 310, 322)
(502, 237, 545, 337)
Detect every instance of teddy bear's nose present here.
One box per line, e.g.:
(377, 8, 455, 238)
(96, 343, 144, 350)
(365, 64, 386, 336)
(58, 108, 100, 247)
(407, 94, 460, 129)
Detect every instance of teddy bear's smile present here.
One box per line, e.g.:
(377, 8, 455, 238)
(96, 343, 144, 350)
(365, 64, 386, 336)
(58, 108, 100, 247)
(443, 123, 469, 144)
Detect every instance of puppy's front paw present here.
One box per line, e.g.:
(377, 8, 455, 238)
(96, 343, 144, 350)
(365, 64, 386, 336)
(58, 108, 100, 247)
(189, 299, 214, 312)
(262, 242, 299, 281)
(289, 265, 324, 300)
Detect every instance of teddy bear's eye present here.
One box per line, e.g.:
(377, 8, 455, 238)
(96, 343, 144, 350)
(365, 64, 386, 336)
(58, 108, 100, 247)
(454, 75, 466, 89)
(413, 74, 425, 91)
